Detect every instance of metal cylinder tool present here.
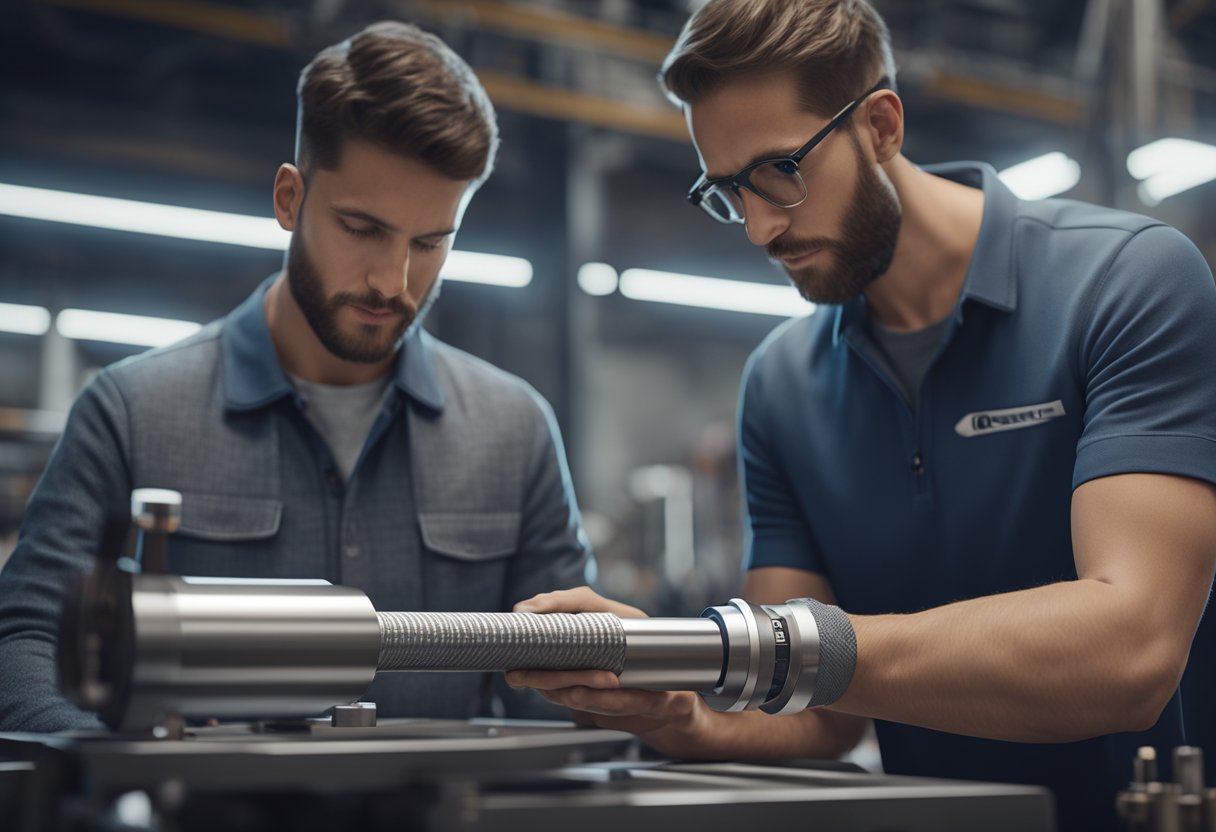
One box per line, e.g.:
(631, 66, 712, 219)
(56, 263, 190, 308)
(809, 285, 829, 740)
(62, 583, 824, 730)
(59, 490, 829, 732)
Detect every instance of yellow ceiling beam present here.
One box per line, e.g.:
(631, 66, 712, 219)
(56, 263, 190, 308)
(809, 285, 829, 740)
(411, 0, 673, 63)
(33, 1, 1083, 133)
(479, 70, 688, 141)
(37, 0, 291, 48)
(924, 71, 1081, 125)
(8, 127, 269, 180)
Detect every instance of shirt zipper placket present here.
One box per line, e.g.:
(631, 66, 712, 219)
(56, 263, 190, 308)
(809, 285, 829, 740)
(845, 317, 958, 504)
(844, 340, 925, 497)
(909, 318, 960, 502)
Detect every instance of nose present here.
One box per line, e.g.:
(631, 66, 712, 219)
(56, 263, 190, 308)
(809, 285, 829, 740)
(366, 246, 410, 300)
(741, 191, 791, 247)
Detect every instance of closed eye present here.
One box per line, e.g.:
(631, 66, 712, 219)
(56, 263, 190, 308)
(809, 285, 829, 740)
(412, 238, 444, 252)
(339, 219, 384, 240)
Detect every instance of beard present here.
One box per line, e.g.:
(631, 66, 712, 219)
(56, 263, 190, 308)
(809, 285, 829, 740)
(766, 138, 902, 305)
(285, 229, 417, 364)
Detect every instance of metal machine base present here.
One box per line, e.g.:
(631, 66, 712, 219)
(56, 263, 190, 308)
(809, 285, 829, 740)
(0, 719, 1055, 832)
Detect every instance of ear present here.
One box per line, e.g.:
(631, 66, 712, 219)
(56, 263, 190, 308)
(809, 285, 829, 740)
(861, 91, 904, 164)
(272, 164, 306, 231)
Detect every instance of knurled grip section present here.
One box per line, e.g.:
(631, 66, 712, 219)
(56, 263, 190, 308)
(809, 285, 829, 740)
(376, 611, 627, 674)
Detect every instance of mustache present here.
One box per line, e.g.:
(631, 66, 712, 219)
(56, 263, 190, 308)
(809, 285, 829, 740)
(334, 292, 416, 319)
(766, 235, 842, 261)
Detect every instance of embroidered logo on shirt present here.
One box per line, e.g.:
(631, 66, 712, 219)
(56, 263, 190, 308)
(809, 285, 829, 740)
(954, 400, 1066, 438)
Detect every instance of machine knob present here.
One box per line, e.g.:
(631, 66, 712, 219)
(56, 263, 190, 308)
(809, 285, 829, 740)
(132, 489, 182, 533)
(131, 488, 182, 574)
(1133, 746, 1158, 786)
(1173, 746, 1205, 795)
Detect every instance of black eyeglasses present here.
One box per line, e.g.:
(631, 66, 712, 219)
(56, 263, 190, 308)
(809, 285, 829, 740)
(687, 79, 890, 224)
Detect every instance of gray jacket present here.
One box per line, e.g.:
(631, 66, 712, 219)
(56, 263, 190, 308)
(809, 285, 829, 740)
(0, 279, 593, 731)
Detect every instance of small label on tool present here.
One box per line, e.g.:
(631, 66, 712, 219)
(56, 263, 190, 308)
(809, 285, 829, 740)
(766, 613, 792, 703)
(772, 618, 787, 644)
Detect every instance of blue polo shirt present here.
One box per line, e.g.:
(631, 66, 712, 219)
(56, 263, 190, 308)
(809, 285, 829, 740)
(740, 162, 1216, 829)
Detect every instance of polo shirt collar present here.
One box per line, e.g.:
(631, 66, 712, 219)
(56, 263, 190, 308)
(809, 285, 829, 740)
(931, 160, 1019, 319)
(832, 160, 1018, 347)
(221, 275, 446, 413)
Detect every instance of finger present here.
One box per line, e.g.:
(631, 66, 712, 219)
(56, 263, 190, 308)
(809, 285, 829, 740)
(536, 686, 682, 718)
(578, 713, 675, 737)
(514, 586, 603, 614)
(506, 669, 621, 691)
(568, 709, 597, 727)
(547, 699, 677, 740)
(514, 586, 647, 619)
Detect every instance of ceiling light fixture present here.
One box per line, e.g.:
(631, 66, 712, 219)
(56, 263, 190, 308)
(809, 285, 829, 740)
(0, 183, 532, 287)
(997, 152, 1081, 200)
(56, 309, 203, 348)
(617, 268, 815, 318)
(0, 302, 53, 336)
(1126, 138, 1216, 205)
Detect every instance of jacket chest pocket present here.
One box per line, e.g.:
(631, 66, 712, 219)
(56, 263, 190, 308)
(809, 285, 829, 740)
(419, 511, 520, 611)
(166, 492, 284, 577)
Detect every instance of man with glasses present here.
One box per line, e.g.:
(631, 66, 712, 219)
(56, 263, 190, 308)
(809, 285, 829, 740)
(508, 0, 1216, 828)
(687, 78, 888, 226)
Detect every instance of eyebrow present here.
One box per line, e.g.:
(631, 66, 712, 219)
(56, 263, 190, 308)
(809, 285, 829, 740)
(332, 205, 455, 239)
(706, 146, 798, 181)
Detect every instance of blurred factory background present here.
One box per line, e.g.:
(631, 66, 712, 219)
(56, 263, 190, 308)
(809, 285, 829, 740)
(0, 0, 1214, 618)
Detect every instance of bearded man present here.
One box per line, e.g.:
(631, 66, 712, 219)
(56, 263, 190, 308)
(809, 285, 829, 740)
(506, 2, 1216, 829)
(0, 20, 592, 731)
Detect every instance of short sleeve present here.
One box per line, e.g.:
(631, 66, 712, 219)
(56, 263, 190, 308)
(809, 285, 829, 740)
(738, 348, 825, 573)
(1073, 224, 1216, 489)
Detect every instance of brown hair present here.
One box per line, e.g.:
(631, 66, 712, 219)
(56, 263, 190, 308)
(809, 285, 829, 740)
(660, 0, 896, 117)
(296, 21, 498, 184)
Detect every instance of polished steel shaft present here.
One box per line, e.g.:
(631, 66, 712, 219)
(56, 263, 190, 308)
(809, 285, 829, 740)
(377, 611, 628, 673)
(375, 611, 726, 691)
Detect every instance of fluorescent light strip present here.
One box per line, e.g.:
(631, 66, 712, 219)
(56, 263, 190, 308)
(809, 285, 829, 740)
(577, 262, 619, 296)
(0, 183, 289, 250)
(442, 250, 532, 288)
(0, 183, 531, 287)
(0, 302, 52, 336)
(56, 309, 203, 348)
(618, 268, 815, 318)
(1126, 137, 1216, 179)
(1127, 138, 1216, 205)
(1137, 170, 1216, 206)
(997, 152, 1081, 200)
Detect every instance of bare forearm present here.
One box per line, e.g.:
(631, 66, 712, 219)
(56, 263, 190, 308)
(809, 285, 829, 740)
(833, 579, 1182, 742)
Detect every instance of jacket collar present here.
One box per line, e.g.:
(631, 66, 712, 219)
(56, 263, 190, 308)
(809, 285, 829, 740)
(221, 275, 445, 413)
